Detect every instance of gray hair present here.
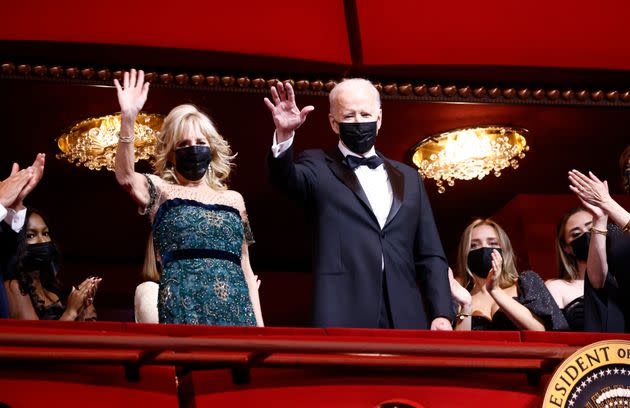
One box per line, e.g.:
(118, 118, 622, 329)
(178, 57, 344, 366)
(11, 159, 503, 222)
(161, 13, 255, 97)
(329, 78, 381, 112)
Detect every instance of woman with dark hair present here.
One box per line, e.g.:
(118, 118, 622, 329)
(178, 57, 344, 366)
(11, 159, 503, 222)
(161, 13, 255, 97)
(450, 218, 568, 331)
(4, 208, 99, 320)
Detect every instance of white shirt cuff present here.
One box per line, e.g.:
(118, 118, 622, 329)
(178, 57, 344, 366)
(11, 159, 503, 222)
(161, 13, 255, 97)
(0, 205, 6, 223)
(4, 207, 27, 233)
(271, 131, 295, 158)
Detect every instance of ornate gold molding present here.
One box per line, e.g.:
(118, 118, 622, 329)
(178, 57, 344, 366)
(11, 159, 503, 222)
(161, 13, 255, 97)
(2, 61, 629, 106)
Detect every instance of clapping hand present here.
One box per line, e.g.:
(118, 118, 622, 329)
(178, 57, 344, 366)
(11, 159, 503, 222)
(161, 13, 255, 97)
(78, 304, 97, 321)
(0, 163, 32, 208)
(79, 277, 101, 308)
(12, 153, 45, 210)
(577, 194, 606, 220)
(264, 82, 314, 142)
(484, 250, 503, 293)
(568, 170, 611, 212)
(67, 277, 101, 318)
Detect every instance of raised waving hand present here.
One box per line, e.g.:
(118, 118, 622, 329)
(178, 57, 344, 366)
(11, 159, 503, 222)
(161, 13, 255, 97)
(114, 69, 150, 117)
(113, 69, 151, 209)
(264, 82, 314, 143)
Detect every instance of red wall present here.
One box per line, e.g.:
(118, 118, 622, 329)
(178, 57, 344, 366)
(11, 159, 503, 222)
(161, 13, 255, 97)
(3, 1, 630, 69)
(0, 1, 351, 64)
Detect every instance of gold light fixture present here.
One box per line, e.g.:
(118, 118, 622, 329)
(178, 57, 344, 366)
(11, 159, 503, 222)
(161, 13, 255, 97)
(410, 126, 529, 193)
(57, 113, 163, 171)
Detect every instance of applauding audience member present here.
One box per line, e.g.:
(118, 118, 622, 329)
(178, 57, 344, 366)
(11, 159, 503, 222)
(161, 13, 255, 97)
(5, 208, 100, 321)
(0, 154, 45, 318)
(450, 218, 568, 331)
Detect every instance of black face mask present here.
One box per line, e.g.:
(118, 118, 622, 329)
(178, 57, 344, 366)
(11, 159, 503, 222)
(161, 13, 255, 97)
(23, 242, 57, 272)
(569, 232, 591, 262)
(467, 247, 502, 279)
(338, 121, 378, 154)
(175, 146, 212, 181)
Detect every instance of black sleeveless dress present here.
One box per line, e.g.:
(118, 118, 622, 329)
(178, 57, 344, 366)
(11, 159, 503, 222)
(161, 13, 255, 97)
(471, 271, 569, 331)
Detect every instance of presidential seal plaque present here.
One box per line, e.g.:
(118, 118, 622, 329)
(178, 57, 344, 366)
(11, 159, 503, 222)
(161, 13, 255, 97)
(544, 340, 630, 407)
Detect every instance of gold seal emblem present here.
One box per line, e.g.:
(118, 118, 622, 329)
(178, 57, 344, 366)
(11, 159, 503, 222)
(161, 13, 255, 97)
(544, 340, 630, 407)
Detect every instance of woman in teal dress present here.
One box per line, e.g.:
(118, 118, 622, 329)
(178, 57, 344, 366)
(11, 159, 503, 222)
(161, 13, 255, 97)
(113, 69, 263, 326)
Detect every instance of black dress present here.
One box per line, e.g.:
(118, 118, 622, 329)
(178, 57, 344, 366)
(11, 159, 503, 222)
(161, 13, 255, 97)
(584, 224, 630, 332)
(35, 299, 65, 320)
(471, 271, 569, 331)
(562, 296, 584, 332)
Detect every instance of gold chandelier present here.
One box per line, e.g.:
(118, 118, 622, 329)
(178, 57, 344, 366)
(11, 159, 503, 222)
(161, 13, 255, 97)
(411, 126, 529, 193)
(57, 113, 163, 171)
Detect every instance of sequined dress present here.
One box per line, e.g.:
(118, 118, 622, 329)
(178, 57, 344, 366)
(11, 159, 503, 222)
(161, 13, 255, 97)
(144, 174, 256, 326)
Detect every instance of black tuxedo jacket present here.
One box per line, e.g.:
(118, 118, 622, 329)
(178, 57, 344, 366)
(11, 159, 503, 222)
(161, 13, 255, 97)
(268, 146, 453, 329)
(0, 220, 17, 318)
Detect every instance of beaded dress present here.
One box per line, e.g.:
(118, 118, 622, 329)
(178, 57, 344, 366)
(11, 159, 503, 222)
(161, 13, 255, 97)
(144, 174, 256, 326)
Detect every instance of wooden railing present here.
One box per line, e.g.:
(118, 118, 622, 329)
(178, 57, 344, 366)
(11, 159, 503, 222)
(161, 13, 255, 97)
(1, 320, 629, 407)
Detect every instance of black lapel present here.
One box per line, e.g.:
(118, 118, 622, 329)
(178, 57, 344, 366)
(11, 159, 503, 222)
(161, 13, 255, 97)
(383, 155, 403, 227)
(325, 147, 376, 218)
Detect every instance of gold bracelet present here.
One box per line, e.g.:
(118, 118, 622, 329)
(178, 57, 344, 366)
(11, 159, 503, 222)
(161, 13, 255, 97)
(622, 218, 630, 233)
(117, 132, 135, 144)
(456, 312, 471, 321)
(591, 227, 608, 236)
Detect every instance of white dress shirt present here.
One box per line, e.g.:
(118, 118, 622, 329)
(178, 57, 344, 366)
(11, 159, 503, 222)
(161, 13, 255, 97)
(0, 204, 27, 232)
(272, 133, 393, 229)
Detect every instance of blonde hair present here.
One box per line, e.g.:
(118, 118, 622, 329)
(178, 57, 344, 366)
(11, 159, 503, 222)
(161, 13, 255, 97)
(141, 233, 160, 283)
(329, 78, 381, 113)
(153, 104, 235, 190)
(454, 218, 519, 291)
(555, 207, 586, 282)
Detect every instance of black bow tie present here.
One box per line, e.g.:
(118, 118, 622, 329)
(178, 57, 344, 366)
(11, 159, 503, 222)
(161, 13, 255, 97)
(345, 155, 384, 170)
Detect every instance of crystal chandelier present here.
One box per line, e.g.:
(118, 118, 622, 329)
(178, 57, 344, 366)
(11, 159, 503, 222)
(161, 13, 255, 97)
(57, 113, 163, 171)
(410, 126, 529, 193)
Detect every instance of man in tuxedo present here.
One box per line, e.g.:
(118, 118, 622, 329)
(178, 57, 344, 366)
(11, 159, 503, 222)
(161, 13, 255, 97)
(265, 79, 452, 329)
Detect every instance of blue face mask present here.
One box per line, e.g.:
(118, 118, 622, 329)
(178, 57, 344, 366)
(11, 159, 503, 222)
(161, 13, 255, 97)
(175, 145, 212, 181)
(467, 247, 503, 278)
(339, 121, 377, 154)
